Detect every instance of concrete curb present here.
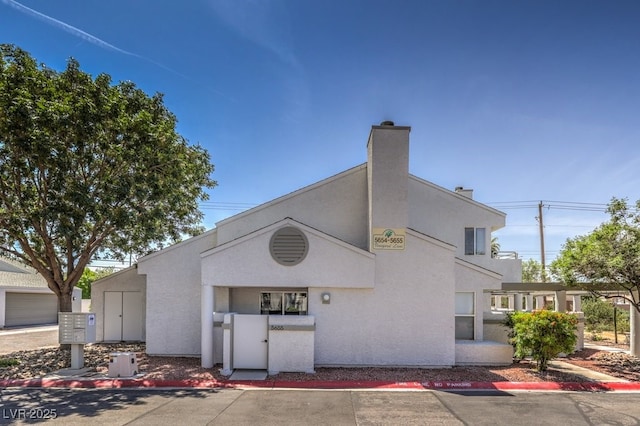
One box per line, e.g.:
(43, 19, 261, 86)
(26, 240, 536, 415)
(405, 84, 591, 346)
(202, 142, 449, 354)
(2, 378, 640, 392)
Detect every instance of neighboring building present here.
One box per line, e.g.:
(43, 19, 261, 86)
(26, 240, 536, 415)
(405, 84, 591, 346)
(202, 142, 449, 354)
(0, 257, 83, 328)
(93, 122, 522, 373)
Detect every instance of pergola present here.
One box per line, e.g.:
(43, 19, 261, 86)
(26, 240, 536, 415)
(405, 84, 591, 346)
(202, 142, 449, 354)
(486, 282, 640, 356)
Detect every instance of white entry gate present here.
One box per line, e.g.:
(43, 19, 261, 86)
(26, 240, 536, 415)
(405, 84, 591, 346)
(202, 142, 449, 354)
(233, 314, 268, 369)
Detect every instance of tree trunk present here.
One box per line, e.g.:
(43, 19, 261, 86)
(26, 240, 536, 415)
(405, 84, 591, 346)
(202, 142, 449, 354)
(58, 290, 74, 351)
(58, 291, 74, 313)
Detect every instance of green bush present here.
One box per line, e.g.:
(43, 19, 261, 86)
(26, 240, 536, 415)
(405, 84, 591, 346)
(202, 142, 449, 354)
(0, 358, 19, 367)
(582, 297, 630, 334)
(504, 310, 578, 372)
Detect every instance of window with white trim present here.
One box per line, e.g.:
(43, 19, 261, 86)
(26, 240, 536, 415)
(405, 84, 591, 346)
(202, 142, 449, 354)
(464, 227, 486, 255)
(455, 292, 475, 340)
(260, 292, 308, 315)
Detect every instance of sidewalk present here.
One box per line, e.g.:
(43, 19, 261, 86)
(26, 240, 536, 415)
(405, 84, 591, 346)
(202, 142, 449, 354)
(0, 324, 58, 335)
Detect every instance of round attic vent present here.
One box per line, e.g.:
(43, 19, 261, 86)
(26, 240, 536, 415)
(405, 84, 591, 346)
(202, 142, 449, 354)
(270, 226, 309, 266)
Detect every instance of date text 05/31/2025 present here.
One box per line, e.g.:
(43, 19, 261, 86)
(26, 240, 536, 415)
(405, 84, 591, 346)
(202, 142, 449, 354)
(3, 408, 58, 420)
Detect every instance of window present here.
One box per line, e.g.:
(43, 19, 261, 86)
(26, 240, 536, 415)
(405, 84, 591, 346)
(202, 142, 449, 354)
(260, 292, 307, 315)
(464, 227, 486, 255)
(455, 292, 475, 340)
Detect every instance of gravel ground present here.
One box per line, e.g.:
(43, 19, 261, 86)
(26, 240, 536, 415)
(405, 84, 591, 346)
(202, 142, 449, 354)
(2, 342, 638, 383)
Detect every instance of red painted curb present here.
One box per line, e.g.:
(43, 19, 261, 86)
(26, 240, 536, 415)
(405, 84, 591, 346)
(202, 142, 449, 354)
(2, 378, 640, 391)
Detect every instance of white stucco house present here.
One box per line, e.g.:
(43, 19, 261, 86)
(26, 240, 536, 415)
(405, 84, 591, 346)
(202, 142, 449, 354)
(92, 122, 523, 374)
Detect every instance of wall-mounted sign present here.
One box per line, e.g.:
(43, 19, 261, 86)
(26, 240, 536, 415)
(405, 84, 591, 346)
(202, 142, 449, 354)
(372, 228, 405, 250)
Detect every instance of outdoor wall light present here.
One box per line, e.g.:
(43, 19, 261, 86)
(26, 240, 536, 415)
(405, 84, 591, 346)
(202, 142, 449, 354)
(321, 292, 331, 304)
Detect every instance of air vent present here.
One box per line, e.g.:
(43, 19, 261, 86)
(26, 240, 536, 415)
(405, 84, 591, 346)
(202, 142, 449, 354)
(270, 226, 309, 266)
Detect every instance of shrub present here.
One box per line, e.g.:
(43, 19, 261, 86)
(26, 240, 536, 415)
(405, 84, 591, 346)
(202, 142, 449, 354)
(582, 297, 631, 335)
(504, 310, 578, 372)
(0, 358, 20, 367)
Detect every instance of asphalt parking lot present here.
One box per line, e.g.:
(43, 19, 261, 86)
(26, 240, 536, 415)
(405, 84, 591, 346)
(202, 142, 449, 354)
(0, 325, 58, 355)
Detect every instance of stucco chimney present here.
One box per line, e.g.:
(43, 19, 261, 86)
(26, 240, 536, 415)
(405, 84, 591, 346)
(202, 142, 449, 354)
(455, 187, 473, 199)
(367, 121, 411, 251)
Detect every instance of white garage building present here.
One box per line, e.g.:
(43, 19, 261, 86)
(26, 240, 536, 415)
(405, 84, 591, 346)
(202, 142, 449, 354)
(93, 122, 523, 374)
(0, 257, 58, 328)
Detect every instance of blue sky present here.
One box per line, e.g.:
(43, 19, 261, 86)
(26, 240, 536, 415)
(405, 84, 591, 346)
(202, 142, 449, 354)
(2, 0, 639, 265)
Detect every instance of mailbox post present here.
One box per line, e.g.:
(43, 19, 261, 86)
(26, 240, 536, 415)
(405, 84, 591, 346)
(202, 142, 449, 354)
(58, 313, 97, 369)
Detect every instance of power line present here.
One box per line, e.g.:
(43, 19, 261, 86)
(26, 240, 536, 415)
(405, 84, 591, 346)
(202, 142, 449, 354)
(199, 201, 258, 211)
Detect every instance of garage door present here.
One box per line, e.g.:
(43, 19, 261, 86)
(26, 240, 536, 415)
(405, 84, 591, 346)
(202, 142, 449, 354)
(5, 293, 59, 327)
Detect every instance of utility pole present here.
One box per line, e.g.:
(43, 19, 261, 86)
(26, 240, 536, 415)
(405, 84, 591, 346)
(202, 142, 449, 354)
(538, 201, 546, 282)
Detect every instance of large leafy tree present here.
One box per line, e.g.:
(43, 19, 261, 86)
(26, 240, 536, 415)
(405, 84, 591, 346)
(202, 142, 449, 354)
(0, 44, 216, 312)
(551, 197, 640, 313)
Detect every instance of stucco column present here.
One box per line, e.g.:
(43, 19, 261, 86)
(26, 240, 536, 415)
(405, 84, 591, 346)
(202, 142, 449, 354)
(525, 294, 533, 312)
(572, 295, 582, 312)
(554, 291, 566, 313)
(514, 293, 523, 311)
(0, 289, 6, 328)
(631, 294, 640, 357)
(201, 285, 214, 368)
(535, 295, 544, 310)
(483, 293, 492, 313)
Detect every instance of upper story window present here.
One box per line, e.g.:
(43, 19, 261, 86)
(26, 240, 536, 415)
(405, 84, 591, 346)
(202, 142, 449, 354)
(464, 227, 486, 255)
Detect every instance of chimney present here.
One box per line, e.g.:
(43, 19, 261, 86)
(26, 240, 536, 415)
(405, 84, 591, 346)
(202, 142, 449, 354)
(367, 121, 411, 251)
(455, 187, 473, 199)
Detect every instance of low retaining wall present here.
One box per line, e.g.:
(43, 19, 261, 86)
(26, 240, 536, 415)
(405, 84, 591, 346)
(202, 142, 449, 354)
(455, 340, 513, 366)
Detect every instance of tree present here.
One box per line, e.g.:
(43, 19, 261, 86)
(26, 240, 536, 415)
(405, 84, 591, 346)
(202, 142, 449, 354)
(550, 197, 640, 313)
(76, 267, 115, 299)
(491, 236, 500, 258)
(0, 44, 216, 314)
(522, 258, 544, 282)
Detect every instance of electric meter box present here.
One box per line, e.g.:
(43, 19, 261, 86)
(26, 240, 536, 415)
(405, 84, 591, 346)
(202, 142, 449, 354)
(108, 352, 139, 377)
(58, 312, 97, 344)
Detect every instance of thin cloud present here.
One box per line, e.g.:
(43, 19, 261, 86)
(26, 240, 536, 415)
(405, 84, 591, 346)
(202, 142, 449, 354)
(209, 0, 300, 69)
(1, 0, 133, 55)
(1, 0, 235, 101)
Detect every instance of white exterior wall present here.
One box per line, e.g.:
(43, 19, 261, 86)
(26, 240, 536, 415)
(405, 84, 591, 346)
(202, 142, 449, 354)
(267, 315, 315, 374)
(91, 267, 147, 342)
(408, 177, 521, 282)
(202, 220, 375, 289)
(138, 229, 216, 356)
(490, 258, 522, 283)
(454, 259, 503, 341)
(409, 179, 499, 262)
(216, 165, 368, 248)
(311, 232, 456, 366)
